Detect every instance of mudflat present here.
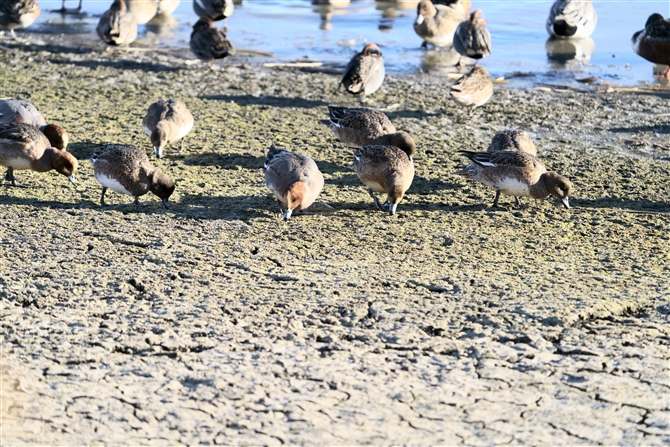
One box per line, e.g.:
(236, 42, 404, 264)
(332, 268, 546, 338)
(1, 42, 669, 445)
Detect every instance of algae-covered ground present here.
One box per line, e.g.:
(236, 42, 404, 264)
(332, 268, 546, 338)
(1, 41, 669, 445)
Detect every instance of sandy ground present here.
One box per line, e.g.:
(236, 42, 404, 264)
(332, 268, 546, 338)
(1, 36, 669, 445)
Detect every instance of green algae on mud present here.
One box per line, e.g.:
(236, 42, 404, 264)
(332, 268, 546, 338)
(1, 45, 670, 445)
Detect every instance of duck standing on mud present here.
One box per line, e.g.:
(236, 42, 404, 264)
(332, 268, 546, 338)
(0, 99, 69, 150)
(339, 43, 385, 101)
(449, 66, 493, 115)
(190, 16, 233, 65)
(454, 150, 571, 209)
(142, 99, 194, 158)
(327, 106, 416, 150)
(632, 13, 670, 79)
(96, 0, 138, 48)
(263, 144, 324, 221)
(0, 0, 40, 40)
(546, 0, 597, 39)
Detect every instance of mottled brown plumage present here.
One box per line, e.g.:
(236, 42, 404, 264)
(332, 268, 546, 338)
(90, 144, 175, 208)
(453, 9, 491, 61)
(96, 0, 138, 47)
(351, 144, 414, 215)
(0, 99, 69, 150)
(449, 66, 493, 115)
(193, 0, 233, 21)
(142, 99, 194, 158)
(0, 122, 77, 187)
(632, 13, 670, 78)
(455, 151, 571, 209)
(263, 144, 324, 221)
(190, 16, 233, 63)
(327, 106, 415, 154)
(487, 130, 537, 156)
(340, 43, 385, 100)
(413, 0, 468, 48)
(0, 0, 40, 39)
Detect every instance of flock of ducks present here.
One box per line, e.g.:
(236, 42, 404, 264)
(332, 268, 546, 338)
(0, 96, 572, 220)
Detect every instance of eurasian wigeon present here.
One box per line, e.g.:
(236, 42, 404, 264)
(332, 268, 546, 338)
(90, 144, 175, 208)
(455, 150, 571, 208)
(449, 66, 493, 115)
(350, 144, 415, 215)
(632, 13, 670, 79)
(142, 99, 194, 158)
(0, 99, 69, 150)
(189, 16, 233, 64)
(453, 9, 491, 63)
(96, 0, 138, 48)
(0, 122, 77, 187)
(0, 0, 40, 40)
(263, 144, 324, 221)
(327, 106, 416, 151)
(547, 0, 597, 40)
(340, 43, 385, 101)
(413, 0, 468, 49)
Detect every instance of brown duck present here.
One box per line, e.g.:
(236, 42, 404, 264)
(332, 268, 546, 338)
(96, 0, 138, 47)
(339, 43, 385, 100)
(263, 144, 324, 221)
(189, 16, 233, 64)
(142, 99, 194, 158)
(350, 144, 415, 215)
(327, 106, 416, 151)
(455, 150, 571, 208)
(632, 13, 670, 79)
(0, 0, 40, 40)
(90, 144, 175, 208)
(0, 122, 77, 187)
(0, 99, 69, 150)
(449, 66, 493, 115)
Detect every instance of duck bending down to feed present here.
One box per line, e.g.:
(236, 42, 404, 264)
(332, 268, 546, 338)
(339, 43, 385, 101)
(327, 106, 416, 151)
(632, 13, 670, 79)
(0, 99, 69, 150)
(546, 0, 597, 39)
(455, 151, 571, 209)
(263, 144, 324, 221)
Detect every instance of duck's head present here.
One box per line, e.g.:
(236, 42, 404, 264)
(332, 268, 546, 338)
(470, 8, 486, 25)
(42, 124, 69, 150)
(388, 131, 416, 160)
(645, 13, 666, 28)
(283, 182, 306, 221)
(150, 123, 168, 158)
(50, 150, 78, 186)
(415, 0, 437, 25)
(150, 169, 176, 209)
(362, 43, 382, 58)
(545, 172, 572, 209)
(193, 16, 214, 32)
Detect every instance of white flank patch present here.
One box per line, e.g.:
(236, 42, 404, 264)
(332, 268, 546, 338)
(4, 157, 32, 170)
(497, 177, 530, 197)
(96, 173, 133, 196)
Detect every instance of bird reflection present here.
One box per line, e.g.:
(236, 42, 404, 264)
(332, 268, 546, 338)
(420, 47, 461, 74)
(146, 13, 179, 38)
(376, 0, 419, 31)
(312, 0, 351, 31)
(546, 37, 595, 66)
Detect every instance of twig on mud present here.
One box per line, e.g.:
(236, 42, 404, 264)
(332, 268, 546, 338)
(619, 136, 670, 151)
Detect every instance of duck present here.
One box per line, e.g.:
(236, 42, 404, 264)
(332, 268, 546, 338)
(189, 16, 233, 64)
(547, 0, 597, 39)
(0, 0, 40, 40)
(90, 144, 175, 208)
(263, 144, 324, 221)
(449, 65, 493, 115)
(350, 144, 415, 215)
(142, 99, 194, 158)
(339, 43, 385, 101)
(453, 9, 491, 63)
(454, 150, 571, 209)
(193, 0, 234, 21)
(96, 0, 138, 48)
(126, 0, 158, 25)
(414, 0, 468, 49)
(632, 13, 670, 79)
(487, 129, 537, 156)
(327, 106, 416, 151)
(0, 99, 69, 150)
(0, 122, 77, 187)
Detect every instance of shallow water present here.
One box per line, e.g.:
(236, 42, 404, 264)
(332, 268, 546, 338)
(19, 0, 670, 86)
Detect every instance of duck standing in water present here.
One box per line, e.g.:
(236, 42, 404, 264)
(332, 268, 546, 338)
(339, 43, 385, 101)
(453, 9, 491, 64)
(632, 13, 670, 79)
(413, 0, 469, 49)
(546, 0, 597, 39)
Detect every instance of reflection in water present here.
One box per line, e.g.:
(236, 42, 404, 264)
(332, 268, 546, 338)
(376, 0, 419, 31)
(146, 14, 179, 38)
(420, 47, 461, 74)
(546, 37, 595, 66)
(312, 0, 351, 31)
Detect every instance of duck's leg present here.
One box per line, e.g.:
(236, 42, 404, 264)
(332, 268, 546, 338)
(491, 190, 501, 208)
(367, 188, 385, 211)
(100, 187, 108, 206)
(133, 196, 149, 207)
(4, 167, 28, 188)
(77, 0, 82, 11)
(179, 137, 185, 153)
(515, 197, 522, 207)
(421, 41, 428, 50)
